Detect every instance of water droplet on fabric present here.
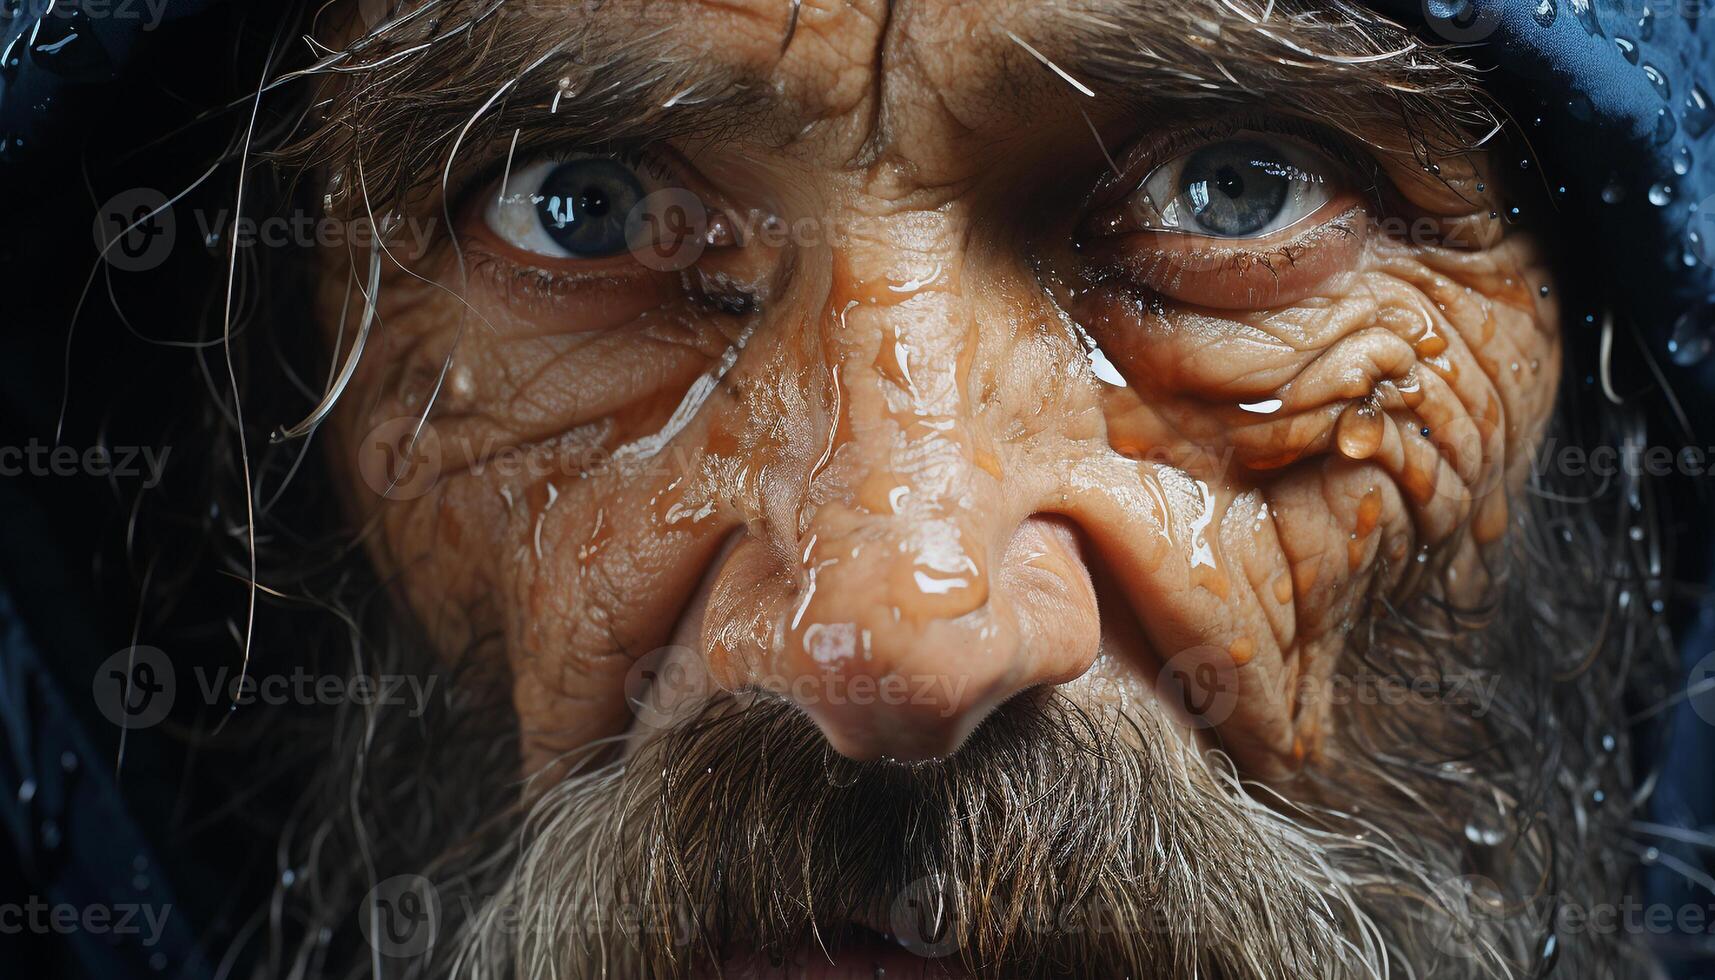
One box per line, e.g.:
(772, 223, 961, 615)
(1601, 181, 1626, 204)
(1654, 107, 1677, 145)
(28, 10, 114, 81)
(1642, 63, 1671, 101)
(1685, 84, 1713, 139)
(1614, 35, 1639, 63)
(1648, 182, 1675, 206)
(1533, 0, 1557, 27)
(1668, 307, 1713, 366)
(1673, 146, 1694, 175)
(1569, 0, 1603, 36)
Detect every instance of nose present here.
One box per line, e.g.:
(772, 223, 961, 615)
(700, 246, 1101, 760)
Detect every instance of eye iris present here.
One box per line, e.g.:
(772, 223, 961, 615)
(533, 159, 643, 257)
(1180, 140, 1293, 237)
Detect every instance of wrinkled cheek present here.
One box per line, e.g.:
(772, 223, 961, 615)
(1050, 235, 1559, 776)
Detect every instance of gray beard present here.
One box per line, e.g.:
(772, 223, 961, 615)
(435, 531, 1644, 979)
(254, 473, 1657, 980)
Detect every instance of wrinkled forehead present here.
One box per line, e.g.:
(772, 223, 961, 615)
(323, 0, 1483, 201)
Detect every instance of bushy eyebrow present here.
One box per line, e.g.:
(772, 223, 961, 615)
(278, 0, 1495, 216)
(1044, 0, 1496, 160)
(275, 1, 773, 218)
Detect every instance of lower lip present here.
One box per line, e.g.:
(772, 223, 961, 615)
(716, 939, 971, 979)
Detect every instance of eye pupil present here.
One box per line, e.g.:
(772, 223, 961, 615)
(1179, 140, 1293, 238)
(579, 187, 611, 218)
(532, 159, 643, 257)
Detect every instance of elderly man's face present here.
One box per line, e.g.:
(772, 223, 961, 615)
(314, 0, 1562, 974)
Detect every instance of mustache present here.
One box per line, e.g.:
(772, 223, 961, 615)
(450, 690, 1390, 979)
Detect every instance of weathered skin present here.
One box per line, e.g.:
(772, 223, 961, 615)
(321, 0, 1560, 781)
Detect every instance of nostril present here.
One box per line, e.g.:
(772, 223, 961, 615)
(1003, 513, 1091, 582)
(996, 513, 1101, 681)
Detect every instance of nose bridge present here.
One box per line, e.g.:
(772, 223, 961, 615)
(807, 214, 996, 620)
(758, 207, 1043, 760)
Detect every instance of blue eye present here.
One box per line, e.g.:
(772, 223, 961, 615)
(1136, 135, 1336, 240)
(483, 156, 651, 260)
(533, 158, 644, 257)
(1177, 140, 1294, 238)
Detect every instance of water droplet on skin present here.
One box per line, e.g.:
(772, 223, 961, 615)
(1648, 183, 1675, 206)
(1642, 63, 1671, 101)
(1086, 346, 1126, 387)
(1533, 0, 1557, 28)
(1228, 637, 1254, 665)
(1685, 84, 1714, 139)
(1614, 36, 1639, 63)
(1335, 402, 1385, 461)
(873, 322, 914, 390)
(1475, 182, 1486, 193)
